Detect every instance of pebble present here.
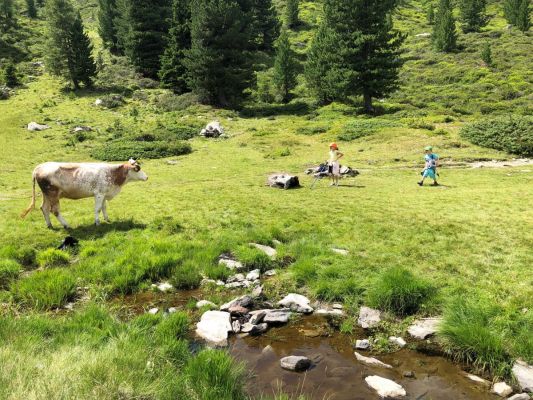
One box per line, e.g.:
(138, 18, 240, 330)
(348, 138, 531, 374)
(491, 382, 513, 397)
(148, 308, 159, 315)
(389, 336, 407, 347)
(355, 339, 371, 350)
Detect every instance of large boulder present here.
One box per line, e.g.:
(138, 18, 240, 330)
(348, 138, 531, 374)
(195, 311, 232, 347)
(267, 173, 300, 190)
(27, 122, 50, 131)
(408, 318, 442, 339)
(200, 121, 224, 138)
(357, 306, 381, 328)
(278, 294, 313, 314)
(513, 360, 533, 392)
(365, 376, 406, 398)
(280, 356, 312, 372)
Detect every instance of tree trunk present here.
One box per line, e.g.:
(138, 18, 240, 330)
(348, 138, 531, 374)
(363, 92, 374, 113)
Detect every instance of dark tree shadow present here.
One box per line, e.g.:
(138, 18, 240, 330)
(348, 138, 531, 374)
(67, 219, 146, 240)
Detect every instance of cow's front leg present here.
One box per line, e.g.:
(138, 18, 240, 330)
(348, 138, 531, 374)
(94, 194, 105, 225)
(101, 200, 110, 223)
(51, 200, 70, 229)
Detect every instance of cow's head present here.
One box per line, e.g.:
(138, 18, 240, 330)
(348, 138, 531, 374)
(127, 159, 148, 181)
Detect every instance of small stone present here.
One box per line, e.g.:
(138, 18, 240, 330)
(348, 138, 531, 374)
(403, 371, 415, 378)
(415, 32, 431, 37)
(463, 373, 490, 387)
(246, 269, 260, 281)
(220, 295, 253, 311)
(507, 394, 530, 400)
(354, 352, 393, 369)
(200, 278, 216, 286)
(250, 243, 277, 259)
(232, 320, 241, 333)
(332, 303, 343, 310)
(250, 310, 266, 324)
(241, 322, 268, 335)
(262, 309, 291, 324)
(148, 308, 159, 315)
(365, 376, 406, 398)
(316, 308, 344, 316)
(64, 302, 74, 310)
(156, 282, 174, 292)
(331, 248, 349, 255)
(513, 360, 533, 392)
(491, 382, 513, 397)
(355, 339, 371, 350)
(408, 318, 442, 339)
(216, 280, 225, 286)
(168, 307, 177, 314)
(278, 293, 313, 314)
(226, 273, 245, 283)
(72, 126, 92, 132)
(166, 160, 178, 165)
(252, 285, 263, 298)
(27, 122, 50, 131)
(264, 269, 277, 276)
(389, 336, 407, 347)
(218, 257, 244, 270)
(196, 300, 216, 309)
(95, 99, 103, 106)
(228, 305, 249, 315)
(357, 306, 381, 328)
(280, 356, 312, 372)
(225, 281, 245, 289)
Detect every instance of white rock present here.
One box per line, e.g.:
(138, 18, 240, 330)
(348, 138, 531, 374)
(355, 339, 371, 350)
(354, 352, 393, 369)
(156, 282, 174, 292)
(278, 293, 313, 314)
(331, 248, 349, 255)
(263, 309, 291, 324)
(316, 309, 344, 316)
(196, 300, 216, 309)
(73, 126, 92, 132)
(95, 99, 103, 106)
(227, 273, 245, 283)
(389, 336, 407, 347)
(201, 121, 224, 138)
(246, 269, 260, 281)
(168, 307, 177, 314)
(280, 356, 312, 371)
(252, 285, 263, 298)
(462, 373, 490, 387)
(491, 382, 513, 397)
(332, 303, 343, 309)
(408, 318, 442, 339)
(507, 394, 530, 400)
(264, 269, 277, 276)
(225, 281, 245, 289)
(195, 311, 232, 347)
(200, 278, 216, 286)
(358, 306, 381, 328)
(232, 320, 241, 333)
(241, 322, 268, 335)
(216, 280, 225, 286)
(148, 308, 159, 315)
(27, 122, 50, 131)
(220, 295, 253, 311)
(219, 257, 244, 270)
(365, 376, 406, 398)
(415, 32, 431, 37)
(272, 239, 282, 246)
(513, 360, 533, 393)
(250, 243, 277, 259)
(250, 310, 266, 324)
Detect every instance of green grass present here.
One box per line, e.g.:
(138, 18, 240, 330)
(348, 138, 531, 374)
(0, 259, 21, 289)
(36, 248, 71, 268)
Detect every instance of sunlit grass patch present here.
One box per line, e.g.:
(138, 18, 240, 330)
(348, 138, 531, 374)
(36, 248, 70, 268)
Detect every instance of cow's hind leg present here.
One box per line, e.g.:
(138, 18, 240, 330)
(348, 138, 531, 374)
(50, 198, 70, 229)
(40, 196, 53, 229)
(101, 200, 110, 223)
(94, 194, 105, 225)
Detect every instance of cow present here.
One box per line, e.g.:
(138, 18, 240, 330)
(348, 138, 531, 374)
(21, 159, 148, 229)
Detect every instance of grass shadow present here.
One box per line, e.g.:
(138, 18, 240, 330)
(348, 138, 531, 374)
(67, 219, 146, 240)
(240, 101, 314, 118)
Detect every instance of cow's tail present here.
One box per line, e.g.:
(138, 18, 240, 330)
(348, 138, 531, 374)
(20, 172, 36, 218)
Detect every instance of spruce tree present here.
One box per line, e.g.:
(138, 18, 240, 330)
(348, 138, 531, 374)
(433, 0, 457, 52)
(159, 0, 190, 93)
(3, 61, 18, 87)
(250, 0, 280, 51)
(115, 0, 171, 78)
(285, 0, 298, 28)
(0, 0, 15, 26)
(27, 0, 37, 18)
(185, 0, 254, 107)
(97, 0, 120, 52)
(427, 3, 435, 24)
(515, 0, 531, 31)
(504, 0, 519, 25)
(45, 0, 96, 88)
(273, 29, 298, 102)
(459, 0, 487, 32)
(306, 0, 404, 112)
(481, 41, 492, 66)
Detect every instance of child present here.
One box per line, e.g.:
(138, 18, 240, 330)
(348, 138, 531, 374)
(328, 142, 344, 186)
(418, 146, 439, 186)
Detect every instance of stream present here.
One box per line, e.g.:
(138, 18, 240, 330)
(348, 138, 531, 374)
(111, 291, 499, 400)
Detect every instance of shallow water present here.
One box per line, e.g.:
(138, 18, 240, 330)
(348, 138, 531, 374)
(229, 315, 498, 400)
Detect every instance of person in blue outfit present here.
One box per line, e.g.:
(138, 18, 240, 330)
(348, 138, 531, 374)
(418, 146, 439, 186)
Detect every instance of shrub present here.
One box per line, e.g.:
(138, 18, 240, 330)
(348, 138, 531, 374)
(98, 94, 125, 109)
(153, 92, 199, 111)
(367, 267, 434, 316)
(91, 139, 192, 161)
(460, 116, 533, 156)
(12, 269, 76, 310)
(36, 248, 70, 268)
(406, 118, 435, 131)
(296, 125, 328, 135)
(439, 297, 511, 376)
(185, 349, 246, 400)
(0, 259, 21, 289)
(171, 261, 202, 289)
(338, 119, 399, 141)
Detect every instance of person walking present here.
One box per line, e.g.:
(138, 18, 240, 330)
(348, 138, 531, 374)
(418, 146, 439, 186)
(328, 142, 344, 186)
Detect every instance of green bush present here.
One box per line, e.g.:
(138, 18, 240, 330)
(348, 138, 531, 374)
(367, 267, 434, 316)
(154, 92, 199, 111)
(296, 125, 328, 135)
(36, 248, 70, 268)
(460, 116, 533, 156)
(0, 259, 21, 289)
(439, 297, 511, 376)
(12, 269, 76, 310)
(338, 119, 399, 141)
(170, 261, 202, 289)
(406, 118, 435, 131)
(91, 139, 192, 161)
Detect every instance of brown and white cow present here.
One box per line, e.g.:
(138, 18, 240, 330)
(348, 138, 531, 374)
(21, 159, 148, 228)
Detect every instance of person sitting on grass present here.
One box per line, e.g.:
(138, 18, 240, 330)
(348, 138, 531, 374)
(418, 145, 439, 186)
(328, 142, 344, 186)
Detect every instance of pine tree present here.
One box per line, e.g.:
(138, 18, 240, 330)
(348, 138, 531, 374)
(504, 0, 519, 25)
(459, 0, 487, 32)
(3, 61, 18, 87)
(250, 0, 280, 51)
(27, 0, 37, 18)
(427, 3, 435, 24)
(433, 0, 457, 52)
(114, 0, 171, 78)
(0, 0, 15, 26)
(515, 0, 531, 31)
(306, 0, 404, 112)
(285, 0, 298, 28)
(97, 0, 120, 52)
(185, 0, 254, 107)
(481, 41, 492, 66)
(45, 0, 96, 88)
(273, 29, 298, 102)
(159, 0, 190, 93)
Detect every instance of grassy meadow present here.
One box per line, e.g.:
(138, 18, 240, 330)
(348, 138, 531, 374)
(1, 0, 533, 398)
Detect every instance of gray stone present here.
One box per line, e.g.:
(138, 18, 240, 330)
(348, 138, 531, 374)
(316, 308, 344, 316)
(228, 305, 249, 315)
(195, 311, 232, 347)
(196, 300, 216, 309)
(513, 360, 533, 393)
(220, 295, 253, 311)
(278, 293, 313, 314)
(156, 282, 174, 292)
(232, 320, 241, 333)
(507, 394, 530, 400)
(263, 309, 291, 324)
(264, 269, 277, 276)
(241, 322, 268, 335)
(462, 372, 490, 387)
(226, 273, 245, 283)
(72, 126, 92, 132)
(332, 303, 343, 309)
(200, 278, 216, 286)
(331, 248, 349, 255)
(491, 382, 513, 397)
(408, 318, 442, 339)
(357, 306, 381, 328)
(252, 285, 264, 298)
(354, 352, 393, 369)
(246, 269, 260, 281)
(218, 257, 244, 270)
(225, 281, 245, 289)
(250, 310, 266, 324)
(389, 336, 407, 347)
(280, 356, 312, 372)
(365, 376, 406, 398)
(148, 307, 159, 315)
(355, 339, 371, 350)
(168, 307, 177, 314)
(27, 122, 50, 131)
(250, 243, 278, 258)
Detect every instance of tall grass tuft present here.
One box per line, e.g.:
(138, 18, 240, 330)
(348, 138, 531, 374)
(234, 245, 275, 272)
(367, 267, 434, 316)
(171, 260, 202, 289)
(0, 259, 21, 289)
(439, 297, 512, 377)
(37, 248, 70, 268)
